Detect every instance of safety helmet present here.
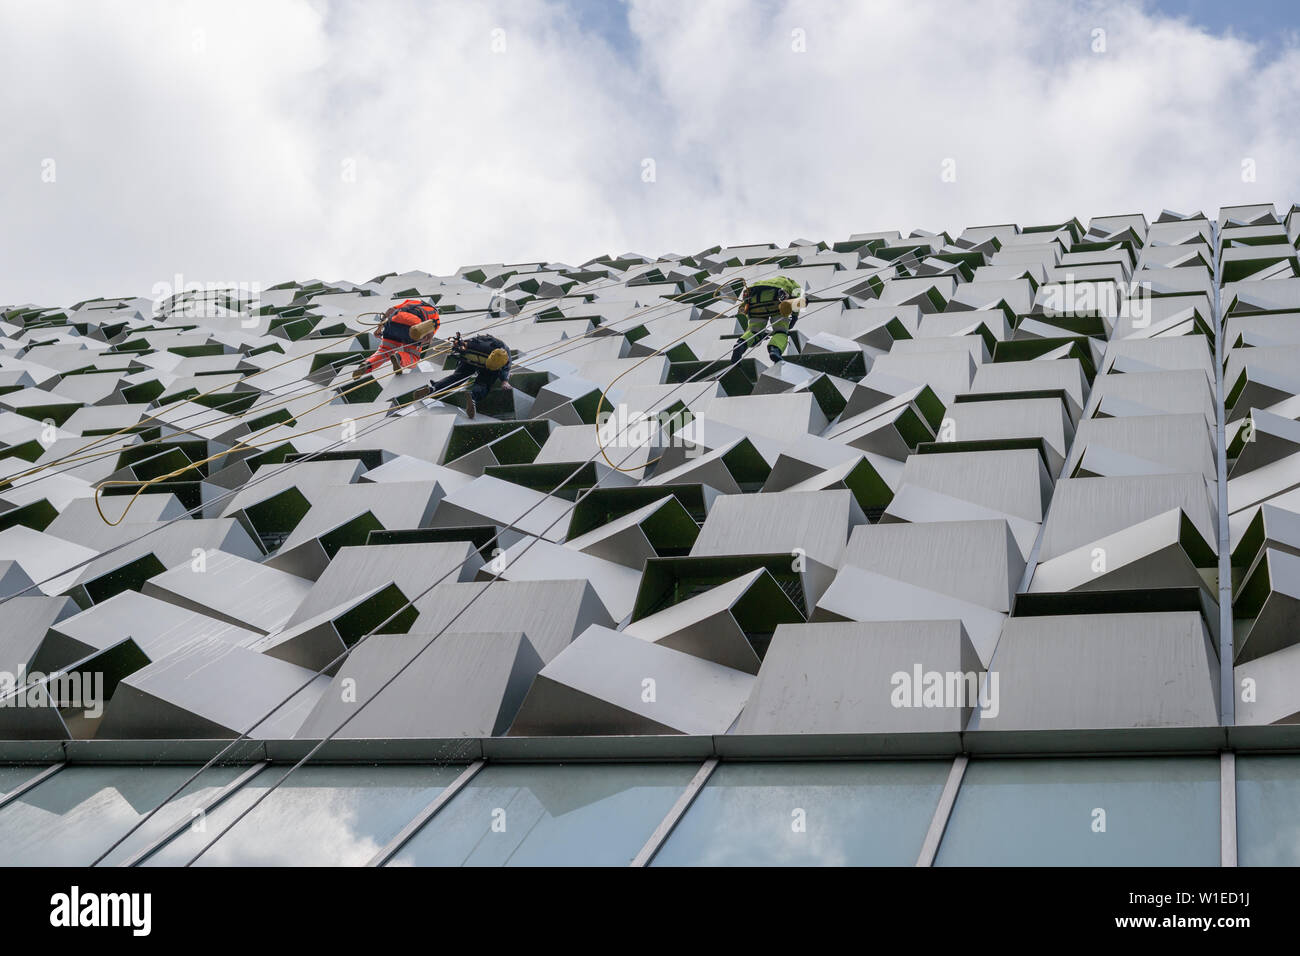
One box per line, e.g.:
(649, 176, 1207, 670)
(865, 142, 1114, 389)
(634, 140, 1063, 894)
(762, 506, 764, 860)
(485, 348, 509, 371)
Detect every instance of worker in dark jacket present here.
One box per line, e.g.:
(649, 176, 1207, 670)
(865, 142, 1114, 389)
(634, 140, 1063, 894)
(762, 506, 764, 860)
(416, 331, 512, 418)
(353, 299, 440, 378)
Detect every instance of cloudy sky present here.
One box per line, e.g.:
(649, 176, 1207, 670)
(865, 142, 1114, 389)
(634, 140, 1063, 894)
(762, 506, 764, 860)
(2, 0, 1298, 306)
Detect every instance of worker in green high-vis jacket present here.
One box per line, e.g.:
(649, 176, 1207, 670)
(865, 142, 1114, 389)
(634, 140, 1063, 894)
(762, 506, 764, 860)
(730, 275, 808, 364)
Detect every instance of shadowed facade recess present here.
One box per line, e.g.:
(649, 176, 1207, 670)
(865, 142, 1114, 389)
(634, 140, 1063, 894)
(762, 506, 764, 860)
(3, 203, 1300, 866)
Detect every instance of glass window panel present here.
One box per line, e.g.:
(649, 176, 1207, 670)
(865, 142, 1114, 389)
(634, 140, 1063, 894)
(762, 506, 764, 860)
(147, 764, 461, 867)
(388, 763, 696, 867)
(651, 761, 949, 866)
(1236, 755, 1300, 866)
(0, 765, 50, 797)
(936, 757, 1219, 866)
(0, 765, 245, 866)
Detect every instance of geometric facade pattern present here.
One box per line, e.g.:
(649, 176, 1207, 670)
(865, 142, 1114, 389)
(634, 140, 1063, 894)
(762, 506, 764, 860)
(3, 202, 1300, 866)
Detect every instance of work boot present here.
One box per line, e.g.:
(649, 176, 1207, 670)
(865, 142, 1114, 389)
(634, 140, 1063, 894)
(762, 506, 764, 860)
(351, 364, 367, 381)
(767, 344, 783, 363)
(411, 385, 431, 401)
(389, 352, 402, 375)
(465, 393, 476, 419)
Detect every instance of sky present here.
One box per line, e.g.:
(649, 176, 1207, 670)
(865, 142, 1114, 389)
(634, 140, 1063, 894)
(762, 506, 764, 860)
(1, 0, 1299, 306)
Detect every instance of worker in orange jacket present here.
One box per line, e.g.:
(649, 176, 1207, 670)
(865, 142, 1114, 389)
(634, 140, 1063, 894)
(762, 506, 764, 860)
(352, 299, 441, 379)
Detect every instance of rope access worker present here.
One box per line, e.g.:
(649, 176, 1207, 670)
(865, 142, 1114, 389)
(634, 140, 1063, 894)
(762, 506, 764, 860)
(415, 331, 513, 418)
(352, 299, 441, 379)
(730, 276, 807, 364)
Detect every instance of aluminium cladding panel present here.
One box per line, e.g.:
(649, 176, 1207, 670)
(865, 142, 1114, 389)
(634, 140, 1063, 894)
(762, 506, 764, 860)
(261, 482, 442, 580)
(761, 435, 894, 491)
(942, 397, 1073, 462)
(880, 484, 1041, 562)
(1111, 295, 1212, 340)
(1221, 277, 1300, 312)
(294, 631, 543, 739)
(1086, 368, 1215, 423)
(917, 311, 1012, 344)
(358, 455, 475, 491)
(698, 393, 830, 445)
(977, 612, 1219, 731)
(66, 518, 265, 602)
(841, 519, 1024, 613)
(0, 469, 93, 514)
(95, 637, 330, 739)
(1230, 409, 1300, 477)
(1235, 641, 1300, 725)
(1037, 473, 1217, 563)
(140, 549, 313, 635)
(0, 595, 79, 676)
(735, 620, 980, 735)
(217, 459, 367, 520)
(622, 567, 799, 674)
(534, 423, 657, 471)
(252, 582, 411, 671)
(1027, 508, 1214, 595)
(403, 578, 614, 664)
(1101, 335, 1213, 376)
(888, 335, 990, 365)
(689, 489, 865, 567)
(427, 475, 573, 543)
(34, 591, 262, 671)
(1232, 502, 1300, 569)
(43, 493, 187, 537)
(1225, 453, 1300, 519)
(1224, 347, 1300, 400)
(1063, 414, 1215, 480)
(607, 383, 724, 420)
(563, 495, 697, 569)
(861, 351, 976, 405)
(895, 447, 1052, 524)
(0, 521, 148, 589)
(811, 565, 1005, 666)
(476, 538, 642, 623)
(282, 540, 483, 629)
(1089, 213, 1149, 237)
(947, 279, 1036, 315)
(506, 624, 753, 737)
(1235, 548, 1300, 663)
(268, 481, 440, 549)
(1225, 312, 1300, 348)
(0, 561, 37, 601)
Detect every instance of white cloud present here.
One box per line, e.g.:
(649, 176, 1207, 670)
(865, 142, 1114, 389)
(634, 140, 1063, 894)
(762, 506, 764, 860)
(1, 0, 1297, 306)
